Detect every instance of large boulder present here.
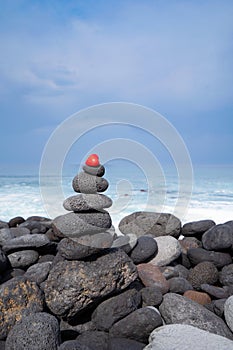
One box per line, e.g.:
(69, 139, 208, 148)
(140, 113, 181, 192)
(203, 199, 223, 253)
(159, 293, 233, 339)
(118, 212, 181, 238)
(44, 249, 138, 319)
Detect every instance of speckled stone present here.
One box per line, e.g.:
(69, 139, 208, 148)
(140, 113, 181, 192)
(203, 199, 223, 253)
(53, 211, 112, 239)
(72, 172, 109, 193)
(188, 261, 219, 290)
(118, 212, 181, 238)
(24, 262, 52, 284)
(0, 276, 44, 339)
(63, 194, 112, 212)
(5, 312, 60, 350)
(7, 250, 39, 269)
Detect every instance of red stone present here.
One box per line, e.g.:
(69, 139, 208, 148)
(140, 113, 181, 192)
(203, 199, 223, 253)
(85, 154, 100, 167)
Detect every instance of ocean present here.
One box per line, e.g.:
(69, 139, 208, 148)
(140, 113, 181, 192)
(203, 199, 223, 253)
(0, 162, 232, 228)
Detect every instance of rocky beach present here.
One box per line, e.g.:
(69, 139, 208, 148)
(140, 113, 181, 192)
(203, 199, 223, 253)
(1, 156, 233, 349)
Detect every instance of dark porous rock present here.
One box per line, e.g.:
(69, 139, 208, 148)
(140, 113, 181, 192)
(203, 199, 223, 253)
(108, 337, 146, 350)
(201, 284, 230, 299)
(119, 212, 181, 238)
(188, 261, 218, 290)
(10, 227, 30, 237)
(5, 312, 60, 350)
(0, 228, 13, 245)
(59, 340, 93, 350)
(44, 249, 138, 319)
(2, 234, 50, 253)
(182, 219, 216, 237)
(141, 286, 163, 307)
(19, 220, 48, 233)
(60, 318, 96, 340)
(0, 248, 9, 274)
(111, 234, 137, 254)
(159, 293, 233, 339)
(92, 289, 141, 331)
(137, 263, 169, 294)
(63, 194, 112, 212)
(7, 250, 39, 269)
(202, 224, 233, 251)
(159, 266, 179, 280)
(129, 236, 158, 264)
(187, 248, 232, 268)
(76, 331, 109, 350)
(169, 277, 193, 294)
(0, 220, 8, 229)
(0, 276, 44, 339)
(24, 261, 52, 284)
(57, 238, 100, 260)
(179, 237, 202, 254)
(174, 264, 189, 279)
(52, 212, 112, 239)
(72, 173, 109, 194)
(73, 232, 114, 249)
(83, 164, 105, 177)
(220, 264, 233, 286)
(8, 216, 25, 228)
(109, 306, 163, 343)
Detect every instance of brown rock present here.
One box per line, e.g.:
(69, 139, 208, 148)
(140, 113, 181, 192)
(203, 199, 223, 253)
(179, 237, 202, 254)
(184, 290, 212, 305)
(0, 276, 44, 339)
(137, 263, 169, 294)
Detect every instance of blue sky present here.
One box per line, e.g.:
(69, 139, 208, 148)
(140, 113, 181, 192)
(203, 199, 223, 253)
(0, 0, 233, 172)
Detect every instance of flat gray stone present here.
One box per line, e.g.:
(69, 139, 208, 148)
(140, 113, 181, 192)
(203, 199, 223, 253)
(63, 194, 112, 212)
(24, 262, 52, 284)
(149, 236, 181, 266)
(53, 212, 112, 239)
(83, 164, 105, 177)
(2, 234, 50, 253)
(144, 324, 233, 350)
(119, 212, 181, 238)
(8, 250, 39, 269)
(159, 293, 233, 339)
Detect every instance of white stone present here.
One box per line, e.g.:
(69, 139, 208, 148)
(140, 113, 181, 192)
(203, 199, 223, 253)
(149, 236, 181, 266)
(144, 324, 233, 350)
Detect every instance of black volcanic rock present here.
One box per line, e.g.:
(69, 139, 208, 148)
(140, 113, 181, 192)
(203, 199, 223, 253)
(187, 248, 232, 268)
(72, 173, 109, 194)
(202, 224, 233, 251)
(188, 261, 219, 290)
(182, 220, 216, 237)
(129, 236, 158, 264)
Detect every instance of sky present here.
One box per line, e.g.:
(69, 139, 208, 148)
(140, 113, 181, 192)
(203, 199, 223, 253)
(0, 0, 233, 173)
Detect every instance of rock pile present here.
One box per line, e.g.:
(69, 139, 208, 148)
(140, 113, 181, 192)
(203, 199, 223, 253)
(1, 159, 233, 348)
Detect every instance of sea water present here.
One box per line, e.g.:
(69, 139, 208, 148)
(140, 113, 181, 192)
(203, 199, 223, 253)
(0, 162, 232, 227)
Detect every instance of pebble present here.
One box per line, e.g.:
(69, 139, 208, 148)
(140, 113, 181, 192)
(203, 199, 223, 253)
(187, 248, 232, 268)
(169, 277, 193, 294)
(108, 337, 145, 350)
(0, 276, 44, 339)
(91, 289, 141, 331)
(183, 290, 212, 305)
(76, 331, 109, 350)
(141, 286, 163, 307)
(201, 283, 229, 299)
(7, 250, 39, 269)
(111, 234, 137, 253)
(149, 236, 181, 266)
(159, 266, 179, 279)
(159, 293, 233, 339)
(179, 237, 202, 254)
(59, 340, 93, 350)
(137, 263, 169, 294)
(129, 236, 158, 264)
(109, 307, 163, 343)
(63, 194, 112, 212)
(52, 211, 112, 239)
(5, 312, 60, 350)
(83, 164, 105, 177)
(57, 238, 100, 260)
(220, 264, 233, 286)
(0, 228, 14, 245)
(8, 216, 25, 227)
(182, 219, 216, 236)
(72, 173, 109, 193)
(118, 212, 181, 238)
(144, 324, 233, 350)
(2, 234, 50, 253)
(202, 224, 233, 251)
(24, 261, 52, 284)
(188, 261, 219, 290)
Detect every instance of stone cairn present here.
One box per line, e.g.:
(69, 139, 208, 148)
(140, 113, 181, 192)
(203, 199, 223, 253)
(53, 154, 115, 249)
